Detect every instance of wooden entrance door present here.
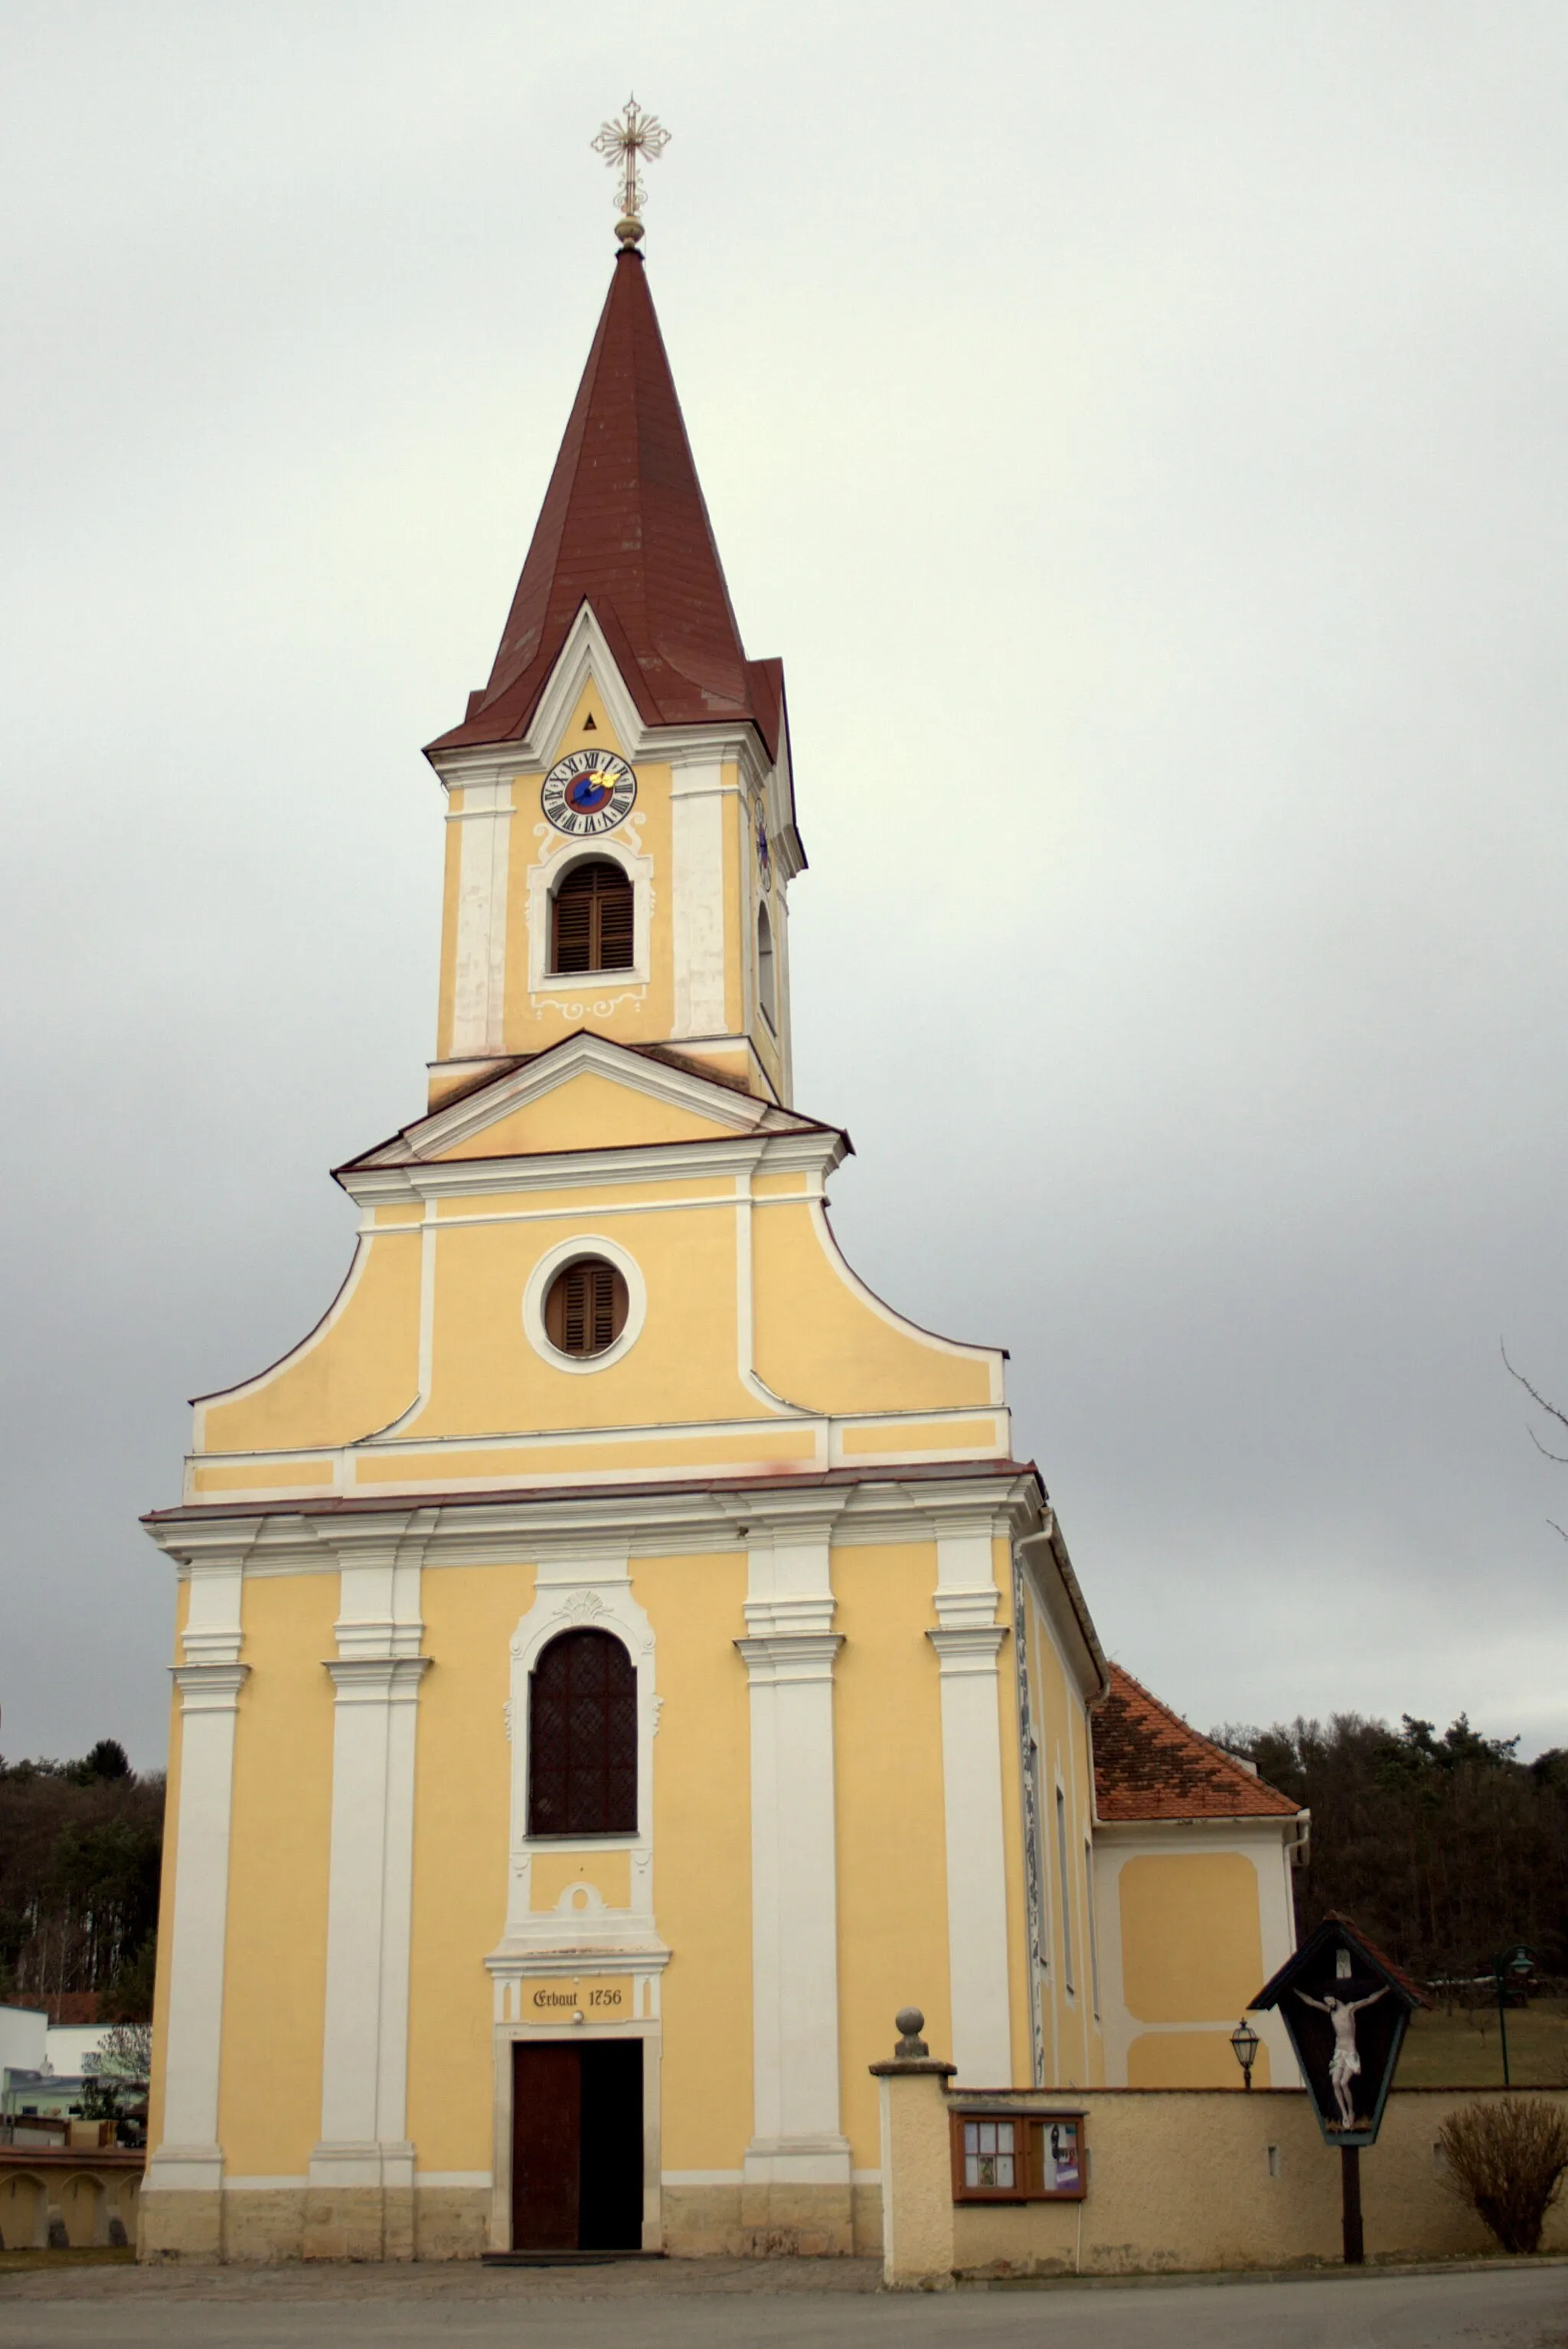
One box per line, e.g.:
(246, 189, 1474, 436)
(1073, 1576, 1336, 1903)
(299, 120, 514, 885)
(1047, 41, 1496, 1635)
(511, 2039, 644, 2252)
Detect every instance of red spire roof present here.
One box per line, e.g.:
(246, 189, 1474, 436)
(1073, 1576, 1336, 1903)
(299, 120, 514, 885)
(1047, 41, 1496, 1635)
(429, 249, 779, 758)
(1093, 1664, 1302, 1823)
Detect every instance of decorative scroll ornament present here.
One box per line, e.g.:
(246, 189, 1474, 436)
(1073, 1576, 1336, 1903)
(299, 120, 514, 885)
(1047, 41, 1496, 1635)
(591, 95, 671, 246)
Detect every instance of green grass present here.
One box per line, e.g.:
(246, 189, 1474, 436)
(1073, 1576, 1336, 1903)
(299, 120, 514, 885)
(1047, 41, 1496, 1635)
(1395, 1997, 1568, 2089)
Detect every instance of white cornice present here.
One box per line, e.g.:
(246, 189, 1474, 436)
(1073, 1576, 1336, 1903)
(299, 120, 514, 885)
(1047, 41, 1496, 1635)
(352, 1033, 829, 1176)
(146, 1469, 1046, 1575)
(341, 1124, 846, 1205)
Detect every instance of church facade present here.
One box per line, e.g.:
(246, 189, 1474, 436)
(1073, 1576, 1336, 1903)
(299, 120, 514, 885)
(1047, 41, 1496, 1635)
(139, 230, 1305, 2263)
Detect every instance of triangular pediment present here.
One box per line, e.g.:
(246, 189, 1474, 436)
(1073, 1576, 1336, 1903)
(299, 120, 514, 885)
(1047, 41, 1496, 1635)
(343, 1032, 832, 1174)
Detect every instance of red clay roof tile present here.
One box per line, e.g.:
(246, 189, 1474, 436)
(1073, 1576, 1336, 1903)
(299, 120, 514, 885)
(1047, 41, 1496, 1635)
(428, 250, 779, 760)
(1093, 1663, 1301, 1822)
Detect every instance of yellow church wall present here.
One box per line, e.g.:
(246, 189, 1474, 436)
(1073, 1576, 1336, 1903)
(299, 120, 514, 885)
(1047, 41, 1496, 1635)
(1060, 1655, 1102, 2087)
(993, 1545, 1035, 2089)
(436, 1073, 740, 1159)
(1119, 1851, 1266, 2028)
(636, 1551, 754, 2171)
(832, 1544, 952, 2168)
(406, 1562, 531, 2174)
(415, 1204, 758, 1437)
(1020, 1576, 1105, 2088)
(444, 666, 782, 1086)
(199, 1233, 421, 1455)
(191, 1459, 336, 1495)
(751, 1172, 806, 1199)
(145, 1580, 191, 2156)
(838, 1418, 1000, 1457)
(1126, 2030, 1272, 2088)
(433, 1176, 738, 1219)
(752, 1204, 997, 1414)
(351, 1429, 818, 1488)
(217, 1573, 338, 2176)
(498, 740, 680, 1060)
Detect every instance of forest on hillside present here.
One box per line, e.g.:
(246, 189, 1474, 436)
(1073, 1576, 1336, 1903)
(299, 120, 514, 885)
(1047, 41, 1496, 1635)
(1217, 1710, 1568, 1981)
(1, 1709, 1563, 2010)
(0, 1742, 161, 2018)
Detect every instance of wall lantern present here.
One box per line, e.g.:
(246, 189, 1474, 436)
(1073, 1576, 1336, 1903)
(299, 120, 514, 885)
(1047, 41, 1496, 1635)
(1229, 2018, 1260, 2089)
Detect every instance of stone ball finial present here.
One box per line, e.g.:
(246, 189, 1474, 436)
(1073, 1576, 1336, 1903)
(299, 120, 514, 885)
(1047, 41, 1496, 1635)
(615, 215, 645, 247)
(893, 2008, 929, 2059)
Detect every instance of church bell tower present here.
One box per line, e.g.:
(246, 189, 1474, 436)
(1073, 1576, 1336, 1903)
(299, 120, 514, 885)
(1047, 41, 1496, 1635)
(423, 236, 803, 1112)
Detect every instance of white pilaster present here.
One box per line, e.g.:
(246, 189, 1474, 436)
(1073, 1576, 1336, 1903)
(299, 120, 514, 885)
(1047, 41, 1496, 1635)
(312, 1528, 430, 2193)
(670, 759, 728, 1038)
(737, 1516, 851, 2184)
(147, 1549, 250, 2192)
(929, 1524, 1013, 2086)
(449, 778, 512, 1057)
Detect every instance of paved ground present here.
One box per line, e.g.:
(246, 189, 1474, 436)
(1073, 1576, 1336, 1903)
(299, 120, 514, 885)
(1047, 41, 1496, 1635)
(0, 2260, 1565, 2348)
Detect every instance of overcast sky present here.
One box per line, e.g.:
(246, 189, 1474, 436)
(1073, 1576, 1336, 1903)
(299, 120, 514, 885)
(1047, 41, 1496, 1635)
(5, 2, 1567, 1769)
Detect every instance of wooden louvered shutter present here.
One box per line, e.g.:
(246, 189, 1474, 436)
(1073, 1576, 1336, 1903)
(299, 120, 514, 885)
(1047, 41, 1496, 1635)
(551, 859, 634, 975)
(551, 864, 596, 973)
(595, 872, 634, 970)
(544, 1257, 629, 1356)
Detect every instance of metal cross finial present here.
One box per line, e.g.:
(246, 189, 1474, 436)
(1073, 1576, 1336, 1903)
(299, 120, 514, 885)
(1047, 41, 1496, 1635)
(591, 95, 671, 246)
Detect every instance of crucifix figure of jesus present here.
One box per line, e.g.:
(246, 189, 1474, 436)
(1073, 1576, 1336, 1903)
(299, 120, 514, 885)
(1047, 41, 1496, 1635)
(1295, 1985, 1389, 2128)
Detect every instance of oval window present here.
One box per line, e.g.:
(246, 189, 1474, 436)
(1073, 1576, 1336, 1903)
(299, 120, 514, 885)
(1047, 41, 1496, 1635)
(544, 1256, 629, 1358)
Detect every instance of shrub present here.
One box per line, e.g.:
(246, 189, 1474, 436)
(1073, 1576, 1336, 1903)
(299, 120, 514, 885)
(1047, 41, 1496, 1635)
(1438, 2096, 1568, 2254)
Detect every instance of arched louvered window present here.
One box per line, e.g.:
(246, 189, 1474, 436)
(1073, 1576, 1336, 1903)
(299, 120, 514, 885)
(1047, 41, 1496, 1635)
(528, 1628, 638, 1837)
(544, 1256, 629, 1357)
(551, 858, 634, 975)
(756, 902, 776, 1031)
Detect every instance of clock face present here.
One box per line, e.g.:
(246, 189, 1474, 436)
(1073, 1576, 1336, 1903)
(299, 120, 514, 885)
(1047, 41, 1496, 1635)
(755, 810, 773, 887)
(541, 750, 637, 836)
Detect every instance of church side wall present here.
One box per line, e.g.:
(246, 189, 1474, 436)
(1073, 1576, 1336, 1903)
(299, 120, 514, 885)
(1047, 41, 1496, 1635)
(406, 1561, 526, 2201)
(993, 1540, 1036, 2090)
(1093, 1822, 1298, 2089)
(1016, 1574, 1104, 2089)
(217, 1573, 335, 2186)
(640, 1551, 755, 2182)
(833, 1544, 953, 2186)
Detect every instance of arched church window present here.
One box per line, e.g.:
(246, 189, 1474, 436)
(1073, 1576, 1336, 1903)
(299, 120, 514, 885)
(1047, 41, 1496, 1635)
(551, 858, 634, 975)
(544, 1256, 629, 1357)
(756, 902, 776, 1031)
(528, 1628, 637, 1836)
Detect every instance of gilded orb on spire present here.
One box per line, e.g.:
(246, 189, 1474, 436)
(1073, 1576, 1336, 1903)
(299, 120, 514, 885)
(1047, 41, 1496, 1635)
(591, 94, 671, 247)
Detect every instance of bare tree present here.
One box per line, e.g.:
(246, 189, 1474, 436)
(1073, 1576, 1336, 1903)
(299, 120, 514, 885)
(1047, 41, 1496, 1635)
(1501, 1344, 1568, 1540)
